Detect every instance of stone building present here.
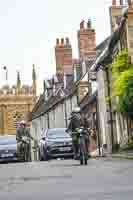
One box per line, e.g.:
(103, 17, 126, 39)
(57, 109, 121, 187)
(90, 0, 133, 153)
(0, 64, 37, 135)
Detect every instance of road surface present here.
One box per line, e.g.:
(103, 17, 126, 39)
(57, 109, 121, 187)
(0, 158, 133, 199)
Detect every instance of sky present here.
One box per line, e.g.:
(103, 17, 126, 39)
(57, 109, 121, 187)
(0, 0, 113, 94)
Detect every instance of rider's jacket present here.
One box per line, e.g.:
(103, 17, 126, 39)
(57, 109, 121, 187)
(68, 113, 81, 131)
(16, 127, 32, 142)
(68, 113, 82, 142)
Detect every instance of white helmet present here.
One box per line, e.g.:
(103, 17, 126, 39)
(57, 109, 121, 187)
(72, 106, 81, 113)
(20, 120, 26, 125)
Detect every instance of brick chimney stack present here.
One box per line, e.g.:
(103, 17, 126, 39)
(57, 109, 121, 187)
(55, 37, 72, 75)
(78, 19, 96, 60)
(112, 0, 116, 5)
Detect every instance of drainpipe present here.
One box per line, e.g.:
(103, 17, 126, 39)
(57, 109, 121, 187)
(47, 113, 50, 129)
(105, 68, 114, 153)
(96, 95, 101, 156)
(126, 115, 130, 142)
(64, 100, 68, 128)
(70, 97, 72, 112)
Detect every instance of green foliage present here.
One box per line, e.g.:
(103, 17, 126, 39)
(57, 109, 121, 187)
(105, 96, 112, 103)
(113, 68, 133, 96)
(112, 49, 129, 76)
(111, 49, 133, 115)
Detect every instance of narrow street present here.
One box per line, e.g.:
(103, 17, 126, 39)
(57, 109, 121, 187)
(0, 158, 133, 199)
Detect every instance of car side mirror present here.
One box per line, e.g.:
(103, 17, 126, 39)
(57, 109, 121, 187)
(42, 137, 46, 140)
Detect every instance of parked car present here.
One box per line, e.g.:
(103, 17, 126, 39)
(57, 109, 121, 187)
(39, 128, 73, 161)
(0, 135, 17, 162)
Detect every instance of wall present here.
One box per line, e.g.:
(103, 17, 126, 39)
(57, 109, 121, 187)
(0, 95, 35, 135)
(31, 94, 78, 141)
(97, 69, 111, 152)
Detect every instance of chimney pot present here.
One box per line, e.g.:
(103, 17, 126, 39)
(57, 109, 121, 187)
(87, 19, 91, 28)
(112, 0, 116, 5)
(120, 0, 123, 5)
(66, 37, 69, 45)
(61, 38, 64, 45)
(56, 38, 59, 45)
(80, 20, 84, 29)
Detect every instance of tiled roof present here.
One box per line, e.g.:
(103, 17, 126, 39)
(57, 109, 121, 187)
(31, 77, 77, 120)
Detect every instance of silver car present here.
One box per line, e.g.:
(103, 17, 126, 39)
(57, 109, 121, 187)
(39, 128, 73, 161)
(0, 135, 17, 162)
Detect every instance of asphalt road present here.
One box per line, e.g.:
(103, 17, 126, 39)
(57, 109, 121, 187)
(0, 158, 133, 200)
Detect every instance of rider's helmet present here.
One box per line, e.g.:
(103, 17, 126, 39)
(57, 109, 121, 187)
(72, 106, 81, 113)
(19, 120, 26, 127)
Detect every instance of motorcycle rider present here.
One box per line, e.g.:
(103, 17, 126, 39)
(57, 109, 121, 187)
(67, 107, 82, 159)
(16, 120, 33, 161)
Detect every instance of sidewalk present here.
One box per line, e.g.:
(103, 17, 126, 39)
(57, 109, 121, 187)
(112, 150, 133, 159)
(90, 148, 133, 160)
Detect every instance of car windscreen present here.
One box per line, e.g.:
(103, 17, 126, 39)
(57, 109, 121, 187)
(47, 129, 70, 139)
(0, 137, 16, 145)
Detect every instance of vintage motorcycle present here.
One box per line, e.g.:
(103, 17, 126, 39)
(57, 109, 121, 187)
(18, 136, 31, 162)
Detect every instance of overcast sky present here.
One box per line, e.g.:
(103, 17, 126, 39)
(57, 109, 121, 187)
(0, 0, 113, 94)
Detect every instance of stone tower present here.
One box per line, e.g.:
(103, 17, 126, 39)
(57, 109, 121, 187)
(55, 37, 73, 75)
(77, 19, 96, 60)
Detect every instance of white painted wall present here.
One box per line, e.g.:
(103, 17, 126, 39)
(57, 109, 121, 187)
(97, 69, 108, 146)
